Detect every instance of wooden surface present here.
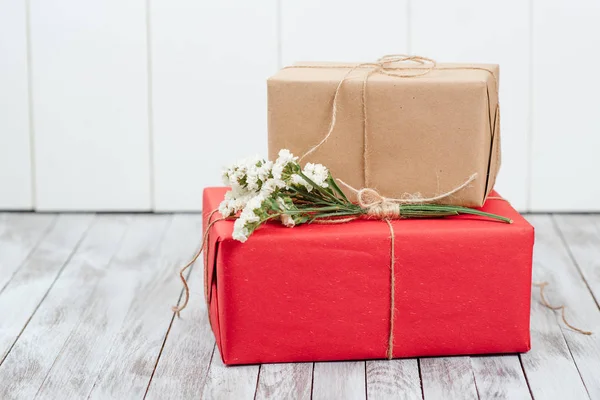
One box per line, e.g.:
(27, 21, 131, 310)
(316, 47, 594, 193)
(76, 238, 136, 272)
(150, 0, 278, 211)
(0, 213, 599, 399)
(0, 0, 33, 209)
(4, 1, 600, 212)
(30, 0, 151, 211)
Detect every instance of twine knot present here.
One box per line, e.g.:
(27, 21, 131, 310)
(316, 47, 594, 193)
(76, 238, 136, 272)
(370, 54, 437, 78)
(340, 173, 479, 212)
(357, 188, 400, 218)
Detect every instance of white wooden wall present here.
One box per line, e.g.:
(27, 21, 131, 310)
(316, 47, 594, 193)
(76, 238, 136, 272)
(0, 0, 597, 212)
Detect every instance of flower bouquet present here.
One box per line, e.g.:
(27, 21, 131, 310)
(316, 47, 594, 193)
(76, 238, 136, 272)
(219, 150, 511, 242)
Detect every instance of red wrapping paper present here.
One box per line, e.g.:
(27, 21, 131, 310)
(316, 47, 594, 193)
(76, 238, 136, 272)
(203, 187, 534, 365)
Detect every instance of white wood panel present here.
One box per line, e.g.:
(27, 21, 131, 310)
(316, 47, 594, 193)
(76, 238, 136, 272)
(554, 214, 600, 305)
(151, 1, 278, 211)
(0, 215, 128, 398)
(420, 357, 478, 400)
(470, 356, 531, 400)
(146, 260, 216, 399)
(0, 214, 93, 363)
(525, 215, 600, 398)
(410, 0, 531, 211)
(30, 0, 151, 211)
(531, 0, 600, 211)
(33, 216, 171, 398)
(0, 0, 33, 209)
(281, 0, 408, 65)
(0, 213, 55, 291)
(202, 351, 260, 400)
(366, 359, 422, 400)
(312, 362, 366, 400)
(256, 363, 313, 400)
(88, 215, 203, 399)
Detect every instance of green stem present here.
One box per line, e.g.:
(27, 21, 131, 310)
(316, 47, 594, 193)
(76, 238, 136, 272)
(327, 175, 351, 204)
(399, 204, 512, 223)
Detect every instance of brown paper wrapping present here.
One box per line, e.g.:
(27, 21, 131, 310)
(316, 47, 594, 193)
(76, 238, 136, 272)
(267, 62, 501, 207)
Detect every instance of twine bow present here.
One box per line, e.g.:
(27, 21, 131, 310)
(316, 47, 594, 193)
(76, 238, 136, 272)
(172, 201, 592, 363)
(172, 55, 589, 362)
(339, 173, 479, 219)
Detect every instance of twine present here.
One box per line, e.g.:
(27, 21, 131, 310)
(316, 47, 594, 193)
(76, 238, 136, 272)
(289, 55, 499, 193)
(172, 198, 591, 363)
(533, 282, 592, 335)
(172, 209, 227, 317)
(385, 219, 395, 359)
(338, 173, 478, 216)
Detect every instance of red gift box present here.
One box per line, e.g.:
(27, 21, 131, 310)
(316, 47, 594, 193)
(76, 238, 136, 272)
(203, 187, 533, 365)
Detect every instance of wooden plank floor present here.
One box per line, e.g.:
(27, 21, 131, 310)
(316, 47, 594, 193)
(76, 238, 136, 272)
(0, 213, 599, 399)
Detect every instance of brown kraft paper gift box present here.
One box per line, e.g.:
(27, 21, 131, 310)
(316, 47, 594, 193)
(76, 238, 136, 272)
(267, 59, 501, 207)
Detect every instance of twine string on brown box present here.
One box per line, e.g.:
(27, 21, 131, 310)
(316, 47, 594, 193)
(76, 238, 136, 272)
(287, 55, 499, 193)
(172, 55, 589, 360)
(338, 173, 478, 215)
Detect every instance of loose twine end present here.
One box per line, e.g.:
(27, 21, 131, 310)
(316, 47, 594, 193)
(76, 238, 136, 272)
(172, 210, 226, 317)
(533, 281, 592, 335)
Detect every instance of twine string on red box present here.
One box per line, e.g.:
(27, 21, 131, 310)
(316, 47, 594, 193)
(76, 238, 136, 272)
(172, 201, 591, 362)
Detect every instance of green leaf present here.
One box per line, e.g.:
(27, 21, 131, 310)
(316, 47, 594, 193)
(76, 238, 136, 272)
(327, 175, 351, 203)
(399, 204, 512, 223)
(309, 210, 362, 222)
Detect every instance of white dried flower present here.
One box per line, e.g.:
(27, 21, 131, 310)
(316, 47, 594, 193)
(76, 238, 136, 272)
(290, 173, 312, 192)
(232, 194, 265, 242)
(280, 214, 295, 228)
(303, 163, 329, 189)
(218, 190, 254, 217)
(276, 197, 296, 228)
(277, 149, 296, 164)
(272, 149, 298, 180)
(260, 178, 286, 197)
(232, 224, 250, 242)
(221, 155, 264, 193)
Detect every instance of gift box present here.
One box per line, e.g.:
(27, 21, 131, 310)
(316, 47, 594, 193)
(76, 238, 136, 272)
(267, 60, 501, 207)
(203, 187, 533, 365)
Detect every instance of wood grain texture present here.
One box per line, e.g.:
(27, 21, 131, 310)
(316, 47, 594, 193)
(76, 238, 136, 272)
(553, 214, 600, 306)
(0, 0, 33, 209)
(255, 363, 313, 400)
(0, 215, 129, 399)
(145, 251, 216, 400)
(202, 352, 260, 400)
(520, 294, 589, 400)
(366, 359, 421, 400)
(0, 214, 92, 364)
(522, 215, 599, 399)
(3, 212, 600, 397)
(87, 215, 205, 399)
(470, 356, 531, 400)
(531, 0, 600, 211)
(280, 0, 408, 65)
(410, 0, 531, 211)
(420, 357, 478, 400)
(31, 215, 171, 399)
(150, 0, 278, 211)
(312, 361, 366, 400)
(0, 213, 55, 291)
(30, 0, 151, 211)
